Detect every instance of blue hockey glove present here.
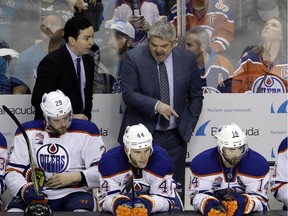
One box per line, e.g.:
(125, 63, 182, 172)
(203, 198, 226, 216)
(21, 182, 48, 205)
(133, 195, 155, 215)
(231, 193, 255, 215)
(25, 167, 45, 187)
(112, 195, 133, 216)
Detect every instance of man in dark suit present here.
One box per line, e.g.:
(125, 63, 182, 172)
(118, 20, 203, 201)
(32, 16, 95, 120)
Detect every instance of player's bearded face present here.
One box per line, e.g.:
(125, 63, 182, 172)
(222, 146, 244, 165)
(107, 31, 130, 54)
(129, 147, 151, 169)
(48, 114, 71, 135)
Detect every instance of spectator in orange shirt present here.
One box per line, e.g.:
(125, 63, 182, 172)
(168, 0, 234, 53)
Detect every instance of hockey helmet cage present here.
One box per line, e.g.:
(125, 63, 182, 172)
(41, 90, 72, 120)
(214, 123, 248, 155)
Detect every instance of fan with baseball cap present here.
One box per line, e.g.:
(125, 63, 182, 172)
(107, 20, 135, 40)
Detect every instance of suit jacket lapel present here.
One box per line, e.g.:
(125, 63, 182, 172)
(172, 48, 181, 98)
(142, 46, 161, 98)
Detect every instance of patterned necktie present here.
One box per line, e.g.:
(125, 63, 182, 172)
(158, 62, 170, 130)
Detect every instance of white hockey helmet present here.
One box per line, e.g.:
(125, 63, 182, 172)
(123, 123, 153, 155)
(40, 90, 72, 122)
(214, 123, 248, 155)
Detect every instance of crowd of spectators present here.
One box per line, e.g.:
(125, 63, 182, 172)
(0, 0, 286, 95)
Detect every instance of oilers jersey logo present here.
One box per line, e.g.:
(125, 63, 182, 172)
(36, 143, 69, 173)
(133, 179, 150, 195)
(251, 75, 286, 93)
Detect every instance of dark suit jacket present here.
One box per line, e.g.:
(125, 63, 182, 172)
(118, 45, 203, 143)
(32, 45, 94, 120)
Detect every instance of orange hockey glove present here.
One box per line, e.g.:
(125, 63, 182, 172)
(207, 208, 227, 216)
(131, 206, 148, 216)
(116, 204, 133, 216)
(222, 200, 238, 216)
(112, 195, 133, 216)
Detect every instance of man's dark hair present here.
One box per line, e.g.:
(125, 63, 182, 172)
(63, 16, 92, 42)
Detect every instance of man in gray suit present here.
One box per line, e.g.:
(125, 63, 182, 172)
(118, 20, 203, 201)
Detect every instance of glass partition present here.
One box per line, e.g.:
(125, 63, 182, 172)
(0, 0, 287, 94)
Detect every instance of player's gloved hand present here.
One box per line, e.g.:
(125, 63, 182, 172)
(230, 193, 255, 215)
(112, 195, 133, 216)
(131, 207, 148, 216)
(222, 200, 238, 216)
(21, 182, 48, 205)
(204, 199, 226, 216)
(25, 167, 45, 187)
(132, 195, 155, 216)
(207, 208, 227, 216)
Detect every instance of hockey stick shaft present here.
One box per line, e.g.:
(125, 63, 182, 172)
(227, 160, 236, 201)
(125, 176, 135, 200)
(227, 166, 233, 201)
(2, 105, 40, 196)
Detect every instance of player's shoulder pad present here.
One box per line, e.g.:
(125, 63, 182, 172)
(278, 137, 288, 153)
(0, 132, 7, 148)
(190, 147, 222, 175)
(68, 119, 101, 135)
(99, 145, 130, 177)
(238, 149, 269, 177)
(145, 144, 173, 177)
(16, 120, 45, 134)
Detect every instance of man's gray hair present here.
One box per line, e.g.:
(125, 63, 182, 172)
(148, 20, 176, 41)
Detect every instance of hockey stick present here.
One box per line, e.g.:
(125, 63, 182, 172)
(2, 105, 40, 196)
(125, 176, 135, 200)
(227, 165, 234, 201)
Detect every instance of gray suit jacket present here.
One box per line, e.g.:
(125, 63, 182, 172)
(118, 44, 203, 143)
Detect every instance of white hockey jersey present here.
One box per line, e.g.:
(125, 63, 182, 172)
(271, 137, 288, 207)
(5, 119, 106, 200)
(0, 132, 7, 195)
(98, 145, 176, 213)
(189, 147, 270, 214)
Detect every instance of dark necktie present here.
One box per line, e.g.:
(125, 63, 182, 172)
(159, 62, 170, 130)
(76, 58, 81, 90)
(76, 58, 84, 111)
